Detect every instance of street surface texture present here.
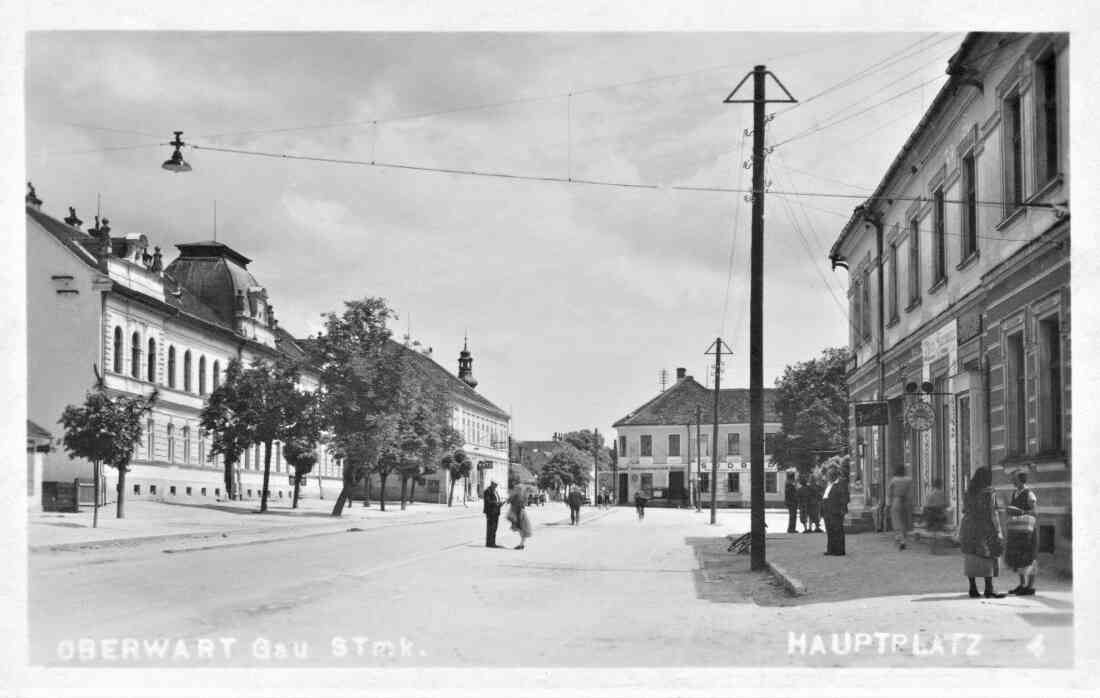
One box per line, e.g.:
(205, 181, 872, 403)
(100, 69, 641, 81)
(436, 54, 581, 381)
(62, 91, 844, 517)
(30, 505, 1071, 668)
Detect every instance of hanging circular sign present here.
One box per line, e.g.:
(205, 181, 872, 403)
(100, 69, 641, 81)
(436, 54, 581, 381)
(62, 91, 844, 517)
(905, 401, 936, 431)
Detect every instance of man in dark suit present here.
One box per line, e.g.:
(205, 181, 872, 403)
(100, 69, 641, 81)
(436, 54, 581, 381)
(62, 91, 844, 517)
(822, 466, 849, 555)
(567, 486, 584, 525)
(483, 482, 503, 547)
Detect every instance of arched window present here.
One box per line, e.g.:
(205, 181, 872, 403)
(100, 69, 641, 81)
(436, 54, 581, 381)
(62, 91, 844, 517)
(147, 338, 157, 382)
(146, 419, 155, 459)
(183, 351, 192, 392)
(182, 427, 191, 464)
(130, 332, 141, 378)
(198, 356, 207, 396)
(166, 424, 175, 463)
(212, 360, 221, 389)
(199, 432, 206, 467)
(113, 327, 123, 373)
(167, 346, 176, 388)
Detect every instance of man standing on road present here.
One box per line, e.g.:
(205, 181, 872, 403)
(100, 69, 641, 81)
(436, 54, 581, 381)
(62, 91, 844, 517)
(567, 486, 584, 525)
(822, 466, 849, 556)
(784, 470, 800, 533)
(483, 482, 502, 548)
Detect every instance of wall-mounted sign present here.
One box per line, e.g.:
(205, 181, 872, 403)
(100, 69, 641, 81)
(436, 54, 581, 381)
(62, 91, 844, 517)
(854, 401, 889, 427)
(905, 401, 935, 431)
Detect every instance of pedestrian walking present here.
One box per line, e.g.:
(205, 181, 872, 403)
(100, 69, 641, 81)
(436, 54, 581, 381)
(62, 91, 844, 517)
(922, 478, 948, 554)
(887, 465, 914, 549)
(1006, 470, 1039, 596)
(482, 481, 503, 548)
(634, 490, 648, 520)
(566, 486, 584, 525)
(506, 485, 532, 549)
(958, 467, 1005, 598)
(784, 470, 800, 533)
(822, 466, 848, 556)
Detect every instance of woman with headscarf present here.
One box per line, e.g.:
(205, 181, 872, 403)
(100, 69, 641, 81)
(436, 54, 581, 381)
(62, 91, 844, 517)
(958, 466, 1005, 598)
(506, 485, 533, 549)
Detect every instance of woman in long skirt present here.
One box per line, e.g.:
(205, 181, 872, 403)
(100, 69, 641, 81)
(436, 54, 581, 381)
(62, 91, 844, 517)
(507, 485, 532, 549)
(958, 467, 1005, 598)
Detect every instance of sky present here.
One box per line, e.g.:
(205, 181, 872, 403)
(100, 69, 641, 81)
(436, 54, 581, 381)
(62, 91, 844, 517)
(24, 29, 973, 440)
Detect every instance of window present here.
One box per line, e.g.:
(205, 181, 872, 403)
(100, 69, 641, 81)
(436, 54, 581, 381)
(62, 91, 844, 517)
(764, 432, 777, 454)
(244, 448, 251, 470)
(247, 489, 253, 498)
(618, 435, 626, 456)
(727, 472, 740, 493)
(167, 346, 176, 388)
(169, 485, 176, 496)
(1037, 52, 1060, 184)
(908, 218, 921, 305)
(133, 484, 141, 495)
(215, 488, 221, 498)
(113, 327, 123, 373)
(1040, 315, 1063, 452)
(183, 351, 192, 392)
(185, 486, 192, 496)
(1005, 93, 1024, 210)
(932, 187, 946, 284)
(146, 419, 155, 459)
(130, 332, 141, 378)
(150, 484, 157, 495)
(961, 153, 978, 259)
(198, 356, 207, 396)
(668, 434, 680, 458)
(199, 433, 206, 466)
(861, 269, 871, 341)
(765, 472, 777, 493)
(640, 435, 652, 457)
(213, 360, 221, 389)
(1006, 332, 1027, 456)
(182, 427, 191, 465)
(147, 338, 156, 382)
(727, 432, 740, 456)
(888, 242, 899, 321)
(167, 424, 175, 463)
(201, 487, 207, 497)
(851, 279, 862, 346)
(699, 472, 710, 494)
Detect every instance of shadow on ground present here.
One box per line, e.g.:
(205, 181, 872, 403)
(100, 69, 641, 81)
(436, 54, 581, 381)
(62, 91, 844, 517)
(685, 536, 794, 607)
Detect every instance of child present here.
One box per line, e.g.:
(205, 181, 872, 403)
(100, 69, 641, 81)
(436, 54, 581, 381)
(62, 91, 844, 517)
(923, 478, 948, 554)
(1006, 470, 1039, 595)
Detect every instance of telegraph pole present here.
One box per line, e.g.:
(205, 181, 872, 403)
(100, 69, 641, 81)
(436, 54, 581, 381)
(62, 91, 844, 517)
(725, 65, 797, 570)
(593, 427, 600, 507)
(695, 405, 703, 512)
(705, 338, 733, 524)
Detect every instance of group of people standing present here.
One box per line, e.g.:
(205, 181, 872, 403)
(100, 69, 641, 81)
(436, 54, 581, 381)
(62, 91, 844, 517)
(784, 465, 851, 555)
(482, 482, 532, 550)
(885, 465, 1041, 597)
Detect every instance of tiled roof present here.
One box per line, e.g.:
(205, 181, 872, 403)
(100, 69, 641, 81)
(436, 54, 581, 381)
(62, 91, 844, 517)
(27, 206, 101, 268)
(613, 377, 779, 427)
(27, 419, 52, 440)
(393, 341, 510, 420)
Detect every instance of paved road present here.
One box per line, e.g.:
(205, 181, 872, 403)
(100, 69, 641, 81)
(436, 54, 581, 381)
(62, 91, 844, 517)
(30, 505, 1071, 668)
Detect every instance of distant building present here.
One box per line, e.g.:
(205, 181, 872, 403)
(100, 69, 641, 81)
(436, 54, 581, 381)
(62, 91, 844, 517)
(828, 33, 1070, 564)
(27, 420, 52, 512)
(613, 367, 786, 507)
(26, 192, 340, 504)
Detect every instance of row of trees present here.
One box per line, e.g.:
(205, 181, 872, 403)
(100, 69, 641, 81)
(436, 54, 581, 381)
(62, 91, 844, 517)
(59, 297, 478, 521)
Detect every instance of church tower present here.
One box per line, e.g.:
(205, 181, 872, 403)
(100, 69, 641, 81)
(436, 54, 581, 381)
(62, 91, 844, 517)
(458, 334, 478, 389)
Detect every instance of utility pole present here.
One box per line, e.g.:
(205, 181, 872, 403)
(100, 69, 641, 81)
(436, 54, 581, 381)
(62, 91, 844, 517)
(705, 338, 734, 524)
(593, 427, 600, 507)
(725, 64, 797, 570)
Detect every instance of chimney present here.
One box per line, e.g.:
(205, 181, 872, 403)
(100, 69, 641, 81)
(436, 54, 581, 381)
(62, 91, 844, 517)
(25, 182, 42, 210)
(676, 367, 687, 381)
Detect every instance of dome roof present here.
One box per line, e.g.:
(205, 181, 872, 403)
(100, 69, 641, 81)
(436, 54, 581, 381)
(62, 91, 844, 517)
(164, 241, 264, 327)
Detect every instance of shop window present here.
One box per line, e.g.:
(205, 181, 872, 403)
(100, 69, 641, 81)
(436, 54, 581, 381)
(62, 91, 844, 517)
(640, 473, 653, 494)
(765, 472, 777, 493)
(727, 472, 740, 493)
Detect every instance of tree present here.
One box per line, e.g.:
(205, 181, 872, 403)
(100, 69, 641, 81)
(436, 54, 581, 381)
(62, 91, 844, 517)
(410, 425, 459, 503)
(58, 370, 156, 523)
(536, 444, 589, 497)
(312, 298, 398, 516)
(444, 450, 472, 507)
(200, 359, 254, 500)
(770, 346, 851, 473)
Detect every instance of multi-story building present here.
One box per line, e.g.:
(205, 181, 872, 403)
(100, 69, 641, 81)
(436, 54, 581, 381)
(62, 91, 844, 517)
(828, 33, 1069, 565)
(369, 338, 511, 504)
(612, 368, 786, 507)
(26, 189, 342, 503)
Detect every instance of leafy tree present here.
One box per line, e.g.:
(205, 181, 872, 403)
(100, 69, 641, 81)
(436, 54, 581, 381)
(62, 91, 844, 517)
(312, 297, 398, 516)
(770, 346, 851, 472)
(444, 449, 472, 507)
(536, 444, 590, 497)
(560, 429, 612, 470)
(200, 359, 254, 500)
(58, 372, 156, 523)
(410, 426, 459, 502)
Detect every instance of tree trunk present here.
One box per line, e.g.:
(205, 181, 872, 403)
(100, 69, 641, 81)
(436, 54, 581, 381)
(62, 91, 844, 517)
(116, 466, 127, 519)
(363, 476, 371, 507)
(92, 459, 100, 528)
(448, 473, 456, 507)
(223, 458, 235, 501)
(400, 475, 409, 511)
(331, 487, 348, 516)
(378, 471, 388, 511)
(292, 472, 301, 509)
(260, 440, 273, 513)
(409, 477, 418, 503)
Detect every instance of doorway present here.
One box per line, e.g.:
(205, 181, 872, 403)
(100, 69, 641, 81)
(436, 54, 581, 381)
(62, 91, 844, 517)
(618, 473, 628, 504)
(669, 470, 685, 505)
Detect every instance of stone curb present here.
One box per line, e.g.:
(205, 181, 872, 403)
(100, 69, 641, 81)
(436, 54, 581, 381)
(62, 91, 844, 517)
(30, 512, 484, 554)
(766, 560, 807, 596)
